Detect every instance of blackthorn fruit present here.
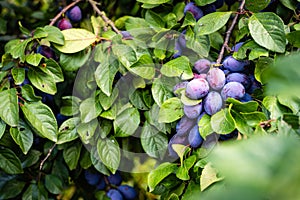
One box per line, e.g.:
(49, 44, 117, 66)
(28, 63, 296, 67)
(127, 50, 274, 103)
(168, 134, 189, 157)
(193, 58, 211, 74)
(107, 189, 124, 200)
(57, 18, 72, 30)
(173, 81, 188, 96)
(185, 78, 209, 100)
(232, 42, 244, 52)
(203, 91, 223, 115)
(188, 125, 203, 148)
(183, 103, 203, 119)
(240, 93, 252, 102)
(121, 31, 133, 40)
(56, 113, 69, 127)
(96, 178, 106, 190)
(221, 82, 245, 100)
(206, 68, 226, 90)
(117, 185, 137, 200)
(37, 45, 56, 59)
(222, 56, 249, 72)
(67, 6, 82, 22)
(226, 72, 251, 89)
(176, 115, 196, 136)
(84, 170, 101, 186)
(184, 2, 204, 20)
(107, 171, 122, 186)
(202, 4, 216, 15)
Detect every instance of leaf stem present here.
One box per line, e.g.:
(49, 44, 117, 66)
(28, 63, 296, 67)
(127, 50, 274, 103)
(87, 0, 121, 34)
(216, 0, 246, 64)
(39, 143, 57, 171)
(49, 0, 83, 26)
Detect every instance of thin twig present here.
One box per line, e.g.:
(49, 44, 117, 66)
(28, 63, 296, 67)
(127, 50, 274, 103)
(49, 0, 83, 26)
(87, 0, 121, 34)
(39, 143, 57, 171)
(216, 0, 246, 64)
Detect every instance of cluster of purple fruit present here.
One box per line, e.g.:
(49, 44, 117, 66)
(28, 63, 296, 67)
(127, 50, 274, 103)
(84, 170, 137, 200)
(168, 43, 261, 157)
(57, 5, 82, 30)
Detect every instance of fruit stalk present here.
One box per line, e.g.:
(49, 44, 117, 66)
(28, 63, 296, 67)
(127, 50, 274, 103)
(87, 0, 121, 34)
(216, 0, 246, 64)
(49, 0, 83, 26)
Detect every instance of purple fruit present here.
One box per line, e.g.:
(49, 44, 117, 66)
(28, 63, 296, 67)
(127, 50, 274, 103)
(203, 91, 223, 115)
(247, 75, 262, 93)
(201, 4, 217, 15)
(96, 178, 106, 190)
(185, 78, 209, 100)
(173, 40, 182, 58)
(168, 134, 189, 157)
(176, 116, 196, 136)
(193, 58, 211, 74)
(107, 171, 122, 186)
(173, 81, 188, 96)
(107, 189, 123, 200)
(214, 0, 224, 8)
(117, 185, 137, 200)
(221, 82, 245, 100)
(184, 2, 204, 20)
(240, 93, 252, 102)
(84, 170, 101, 186)
(232, 42, 244, 52)
(226, 72, 251, 89)
(56, 113, 69, 127)
(194, 73, 207, 79)
(183, 103, 203, 119)
(67, 6, 82, 22)
(57, 18, 72, 30)
(219, 129, 238, 141)
(121, 31, 133, 40)
(206, 68, 226, 90)
(188, 125, 203, 148)
(178, 30, 186, 48)
(37, 45, 56, 59)
(222, 56, 249, 72)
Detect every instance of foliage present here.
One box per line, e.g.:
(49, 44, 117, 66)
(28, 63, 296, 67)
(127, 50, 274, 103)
(0, 0, 300, 199)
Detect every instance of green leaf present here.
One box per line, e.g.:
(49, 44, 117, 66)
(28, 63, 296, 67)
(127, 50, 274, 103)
(0, 119, 6, 140)
(279, 0, 298, 10)
(195, 0, 216, 6)
(21, 150, 42, 168)
(198, 114, 214, 139)
(181, 181, 202, 200)
(277, 95, 300, 114)
(97, 137, 121, 173)
(148, 162, 178, 192)
(54, 28, 96, 53)
(10, 119, 33, 154)
(90, 146, 110, 175)
(145, 10, 165, 28)
(186, 27, 210, 58)
(0, 88, 19, 127)
(0, 179, 26, 199)
(286, 31, 300, 48)
(158, 97, 184, 123)
(11, 67, 25, 85)
(248, 13, 286, 53)
(33, 27, 48, 39)
(79, 96, 102, 123)
(0, 148, 23, 174)
(151, 77, 175, 107)
(233, 40, 269, 60)
(172, 144, 191, 165)
(28, 67, 57, 95)
(145, 103, 171, 134)
(94, 57, 119, 96)
(226, 98, 259, 113)
(21, 84, 42, 102)
(114, 107, 140, 137)
(60, 48, 91, 71)
(262, 53, 300, 98)
(8, 38, 32, 60)
(63, 141, 82, 170)
(136, 0, 171, 5)
(262, 96, 285, 119)
(43, 25, 64, 45)
(180, 90, 203, 106)
(45, 174, 63, 194)
(254, 57, 273, 83)
(98, 89, 119, 110)
(245, 0, 271, 12)
(77, 119, 98, 144)
(141, 122, 168, 159)
(57, 117, 80, 144)
(241, 111, 268, 127)
(112, 44, 137, 68)
(130, 54, 155, 79)
(21, 101, 58, 142)
(26, 53, 44, 66)
(161, 56, 193, 80)
(211, 107, 236, 134)
(195, 12, 232, 35)
(231, 110, 253, 136)
(41, 59, 64, 82)
(176, 155, 196, 180)
(22, 183, 48, 200)
(200, 162, 223, 191)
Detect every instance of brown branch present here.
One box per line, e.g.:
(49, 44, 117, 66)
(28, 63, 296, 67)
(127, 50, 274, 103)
(87, 0, 121, 34)
(216, 0, 246, 64)
(39, 143, 57, 171)
(49, 0, 83, 26)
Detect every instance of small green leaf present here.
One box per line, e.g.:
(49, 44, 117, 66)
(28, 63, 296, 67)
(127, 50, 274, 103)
(0, 88, 19, 127)
(141, 122, 168, 159)
(54, 28, 96, 53)
(11, 67, 25, 85)
(28, 67, 57, 95)
(255, 57, 273, 83)
(77, 119, 98, 144)
(136, 0, 171, 5)
(151, 77, 175, 107)
(226, 98, 259, 113)
(60, 48, 91, 71)
(195, 0, 216, 6)
(180, 90, 202, 106)
(57, 117, 80, 144)
(0, 148, 23, 174)
(21, 150, 42, 168)
(211, 107, 236, 134)
(262, 96, 285, 119)
(148, 162, 178, 192)
(26, 53, 44, 66)
(200, 162, 223, 191)
(21, 84, 42, 102)
(79, 96, 102, 123)
(231, 110, 253, 136)
(161, 56, 193, 80)
(248, 13, 286, 53)
(97, 137, 121, 173)
(158, 97, 184, 123)
(195, 12, 232, 35)
(198, 114, 214, 139)
(63, 141, 82, 170)
(10, 119, 33, 154)
(21, 101, 58, 142)
(172, 144, 191, 165)
(114, 107, 140, 137)
(43, 25, 64, 45)
(245, 0, 271, 12)
(45, 174, 63, 194)
(286, 31, 300, 48)
(41, 59, 64, 82)
(0, 179, 25, 199)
